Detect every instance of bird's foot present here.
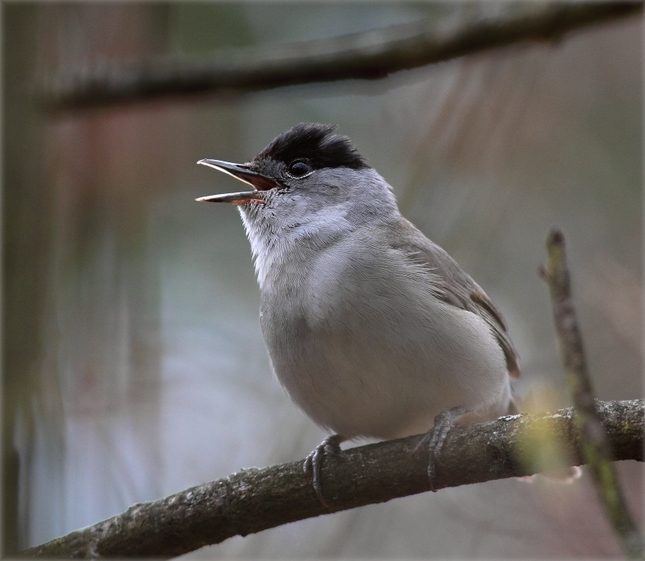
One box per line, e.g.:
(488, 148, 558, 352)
(417, 406, 469, 491)
(304, 434, 344, 507)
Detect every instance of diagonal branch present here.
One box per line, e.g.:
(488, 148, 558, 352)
(40, 2, 642, 112)
(541, 229, 645, 558)
(20, 399, 644, 559)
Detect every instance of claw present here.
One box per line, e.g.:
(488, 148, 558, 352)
(423, 406, 469, 491)
(303, 434, 344, 507)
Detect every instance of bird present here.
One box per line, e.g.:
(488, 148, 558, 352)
(196, 122, 523, 504)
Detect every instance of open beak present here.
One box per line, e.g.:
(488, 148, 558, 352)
(196, 159, 278, 205)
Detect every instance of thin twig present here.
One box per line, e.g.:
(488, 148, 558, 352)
(541, 229, 644, 559)
(19, 400, 644, 558)
(39, 2, 642, 113)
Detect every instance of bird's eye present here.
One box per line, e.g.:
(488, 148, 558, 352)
(287, 160, 312, 178)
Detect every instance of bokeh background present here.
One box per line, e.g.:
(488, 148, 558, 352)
(4, 3, 642, 557)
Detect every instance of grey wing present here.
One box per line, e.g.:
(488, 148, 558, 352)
(393, 222, 521, 380)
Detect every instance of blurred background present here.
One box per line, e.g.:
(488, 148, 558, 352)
(3, 3, 642, 557)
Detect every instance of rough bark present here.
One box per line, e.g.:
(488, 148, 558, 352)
(20, 399, 644, 559)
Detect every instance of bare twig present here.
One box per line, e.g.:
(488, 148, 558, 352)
(20, 400, 644, 559)
(40, 2, 642, 112)
(541, 229, 644, 559)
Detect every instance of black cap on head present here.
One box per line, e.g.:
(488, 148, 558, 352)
(252, 123, 369, 171)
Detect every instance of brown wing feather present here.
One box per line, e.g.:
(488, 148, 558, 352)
(391, 219, 521, 380)
(469, 288, 521, 379)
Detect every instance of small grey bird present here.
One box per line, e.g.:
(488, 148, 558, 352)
(197, 123, 522, 503)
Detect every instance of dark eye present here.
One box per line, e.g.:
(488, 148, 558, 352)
(287, 160, 312, 178)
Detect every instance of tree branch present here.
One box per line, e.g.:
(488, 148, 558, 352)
(40, 2, 642, 113)
(541, 230, 645, 558)
(20, 399, 644, 559)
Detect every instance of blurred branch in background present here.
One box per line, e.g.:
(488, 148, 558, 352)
(541, 230, 644, 559)
(39, 2, 642, 113)
(20, 400, 644, 559)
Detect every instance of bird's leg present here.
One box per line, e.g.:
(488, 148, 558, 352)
(418, 406, 469, 491)
(304, 434, 345, 507)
